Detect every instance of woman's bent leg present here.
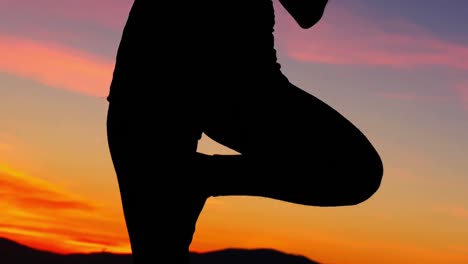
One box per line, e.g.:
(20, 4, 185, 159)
(203, 75, 384, 206)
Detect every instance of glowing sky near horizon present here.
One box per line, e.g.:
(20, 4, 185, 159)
(1, 1, 468, 263)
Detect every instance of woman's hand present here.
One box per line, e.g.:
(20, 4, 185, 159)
(279, 0, 328, 29)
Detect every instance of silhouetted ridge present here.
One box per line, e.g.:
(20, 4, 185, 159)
(0, 237, 321, 264)
(190, 248, 320, 264)
(0, 237, 59, 261)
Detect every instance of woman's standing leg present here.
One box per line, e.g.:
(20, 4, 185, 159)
(203, 74, 384, 206)
(106, 99, 207, 263)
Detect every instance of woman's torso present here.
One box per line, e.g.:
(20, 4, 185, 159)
(108, 0, 282, 102)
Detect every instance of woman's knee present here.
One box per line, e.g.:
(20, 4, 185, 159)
(346, 147, 384, 205)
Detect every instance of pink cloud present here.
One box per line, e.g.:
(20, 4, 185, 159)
(1, 0, 132, 30)
(454, 84, 468, 109)
(376, 92, 452, 103)
(0, 35, 114, 97)
(274, 3, 468, 70)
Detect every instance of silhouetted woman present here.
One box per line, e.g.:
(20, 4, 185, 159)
(106, 0, 383, 263)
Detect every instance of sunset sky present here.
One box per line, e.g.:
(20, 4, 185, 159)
(1, 0, 468, 263)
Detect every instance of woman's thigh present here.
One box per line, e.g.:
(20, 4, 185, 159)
(203, 75, 381, 170)
(203, 76, 383, 205)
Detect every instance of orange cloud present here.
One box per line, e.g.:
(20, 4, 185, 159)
(275, 3, 468, 71)
(0, 35, 114, 98)
(447, 206, 468, 219)
(0, 142, 13, 152)
(0, 165, 95, 211)
(433, 204, 468, 221)
(0, 164, 130, 253)
(0, 222, 125, 249)
(0, 131, 17, 151)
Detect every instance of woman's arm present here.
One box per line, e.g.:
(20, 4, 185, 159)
(279, 0, 328, 29)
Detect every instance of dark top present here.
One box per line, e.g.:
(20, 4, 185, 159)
(108, 0, 282, 103)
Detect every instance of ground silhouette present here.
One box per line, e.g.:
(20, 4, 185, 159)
(0, 237, 321, 264)
(106, 0, 384, 263)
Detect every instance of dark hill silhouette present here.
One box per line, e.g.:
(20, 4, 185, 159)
(0, 237, 321, 264)
(191, 248, 320, 264)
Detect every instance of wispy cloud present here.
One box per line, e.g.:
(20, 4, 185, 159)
(0, 131, 16, 152)
(0, 164, 94, 211)
(274, 2, 468, 108)
(0, 35, 113, 97)
(374, 80, 467, 109)
(376, 92, 452, 103)
(0, 164, 129, 253)
(387, 167, 426, 182)
(0, 142, 12, 151)
(454, 83, 468, 109)
(1, 0, 132, 30)
(275, 3, 468, 71)
(433, 204, 468, 220)
(446, 206, 468, 220)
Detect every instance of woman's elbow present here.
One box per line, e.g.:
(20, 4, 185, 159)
(297, 3, 327, 29)
(297, 13, 324, 29)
